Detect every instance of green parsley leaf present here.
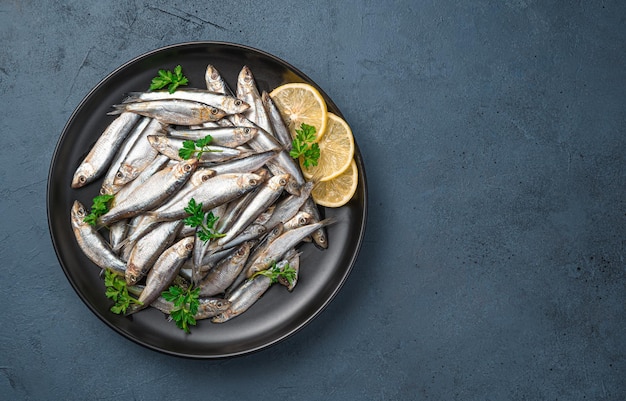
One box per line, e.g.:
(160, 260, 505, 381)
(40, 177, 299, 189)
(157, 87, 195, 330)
(103, 269, 142, 314)
(251, 261, 297, 285)
(178, 135, 218, 160)
(162, 285, 200, 333)
(290, 123, 320, 168)
(183, 198, 225, 243)
(149, 65, 189, 94)
(83, 194, 115, 226)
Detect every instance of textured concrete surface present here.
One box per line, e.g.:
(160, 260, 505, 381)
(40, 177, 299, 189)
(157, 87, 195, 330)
(1, 1, 625, 399)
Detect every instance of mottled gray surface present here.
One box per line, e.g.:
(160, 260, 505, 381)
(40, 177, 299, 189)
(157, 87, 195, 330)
(1, 0, 625, 399)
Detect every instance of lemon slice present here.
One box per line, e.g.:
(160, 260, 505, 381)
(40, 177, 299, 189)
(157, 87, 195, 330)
(269, 83, 328, 141)
(311, 159, 358, 208)
(301, 113, 354, 181)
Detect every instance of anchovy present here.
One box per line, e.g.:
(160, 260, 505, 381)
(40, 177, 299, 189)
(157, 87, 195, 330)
(70, 200, 126, 275)
(112, 118, 166, 187)
(245, 218, 335, 277)
(205, 64, 234, 96)
(148, 135, 255, 163)
(125, 220, 183, 285)
(124, 172, 264, 245)
(71, 112, 140, 188)
(167, 126, 258, 147)
(216, 174, 290, 247)
(198, 241, 253, 297)
(262, 181, 313, 231)
(108, 219, 129, 253)
(212, 274, 272, 323)
(133, 236, 195, 311)
(100, 117, 152, 195)
(99, 158, 198, 225)
(109, 99, 228, 126)
(128, 285, 232, 320)
(262, 91, 293, 150)
(227, 223, 285, 297)
(113, 155, 170, 207)
(122, 89, 249, 115)
(236, 66, 274, 135)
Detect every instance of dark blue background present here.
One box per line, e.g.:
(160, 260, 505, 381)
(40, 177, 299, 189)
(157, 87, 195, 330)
(1, 1, 625, 399)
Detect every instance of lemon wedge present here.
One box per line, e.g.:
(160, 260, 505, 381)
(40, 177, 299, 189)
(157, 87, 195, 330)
(311, 158, 358, 208)
(301, 112, 354, 181)
(269, 82, 328, 142)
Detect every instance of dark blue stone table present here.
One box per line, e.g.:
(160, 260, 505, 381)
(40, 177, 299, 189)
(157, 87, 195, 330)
(1, 1, 624, 399)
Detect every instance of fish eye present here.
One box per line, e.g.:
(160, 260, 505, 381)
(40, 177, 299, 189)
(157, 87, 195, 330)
(185, 242, 194, 250)
(243, 127, 250, 134)
(201, 174, 211, 182)
(249, 179, 257, 186)
(79, 175, 87, 183)
(211, 107, 219, 115)
(115, 172, 123, 179)
(279, 178, 287, 186)
(184, 164, 193, 172)
(99, 188, 106, 195)
(299, 217, 307, 225)
(77, 207, 86, 216)
(234, 99, 242, 106)
(217, 301, 223, 307)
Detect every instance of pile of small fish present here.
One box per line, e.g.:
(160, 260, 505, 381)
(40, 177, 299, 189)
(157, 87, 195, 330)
(70, 64, 334, 324)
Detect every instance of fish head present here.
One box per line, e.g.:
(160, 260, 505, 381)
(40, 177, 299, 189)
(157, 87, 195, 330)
(189, 168, 216, 187)
(226, 97, 250, 114)
(174, 158, 199, 177)
(269, 173, 291, 191)
(234, 127, 257, 143)
(70, 200, 89, 227)
(283, 175, 301, 196)
(237, 65, 255, 90)
(238, 172, 264, 191)
(176, 236, 196, 257)
(292, 211, 313, 228)
(112, 163, 137, 186)
(146, 135, 168, 153)
(71, 163, 95, 188)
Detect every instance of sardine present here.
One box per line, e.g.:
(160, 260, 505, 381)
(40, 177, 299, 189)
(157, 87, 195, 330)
(110, 99, 227, 126)
(112, 118, 166, 187)
(245, 218, 335, 277)
(70, 200, 126, 275)
(262, 91, 293, 150)
(198, 241, 253, 297)
(122, 89, 249, 115)
(71, 112, 140, 188)
(100, 117, 151, 195)
(278, 248, 301, 291)
(212, 274, 272, 323)
(125, 220, 183, 285)
(216, 174, 290, 247)
(133, 236, 195, 311)
(167, 126, 258, 147)
(204, 64, 234, 96)
(147, 135, 255, 163)
(113, 155, 170, 207)
(99, 158, 198, 225)
(236, 66, 273, 135)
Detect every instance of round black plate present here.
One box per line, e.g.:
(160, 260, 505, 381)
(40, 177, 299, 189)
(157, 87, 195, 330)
(47, 42, 367, 358)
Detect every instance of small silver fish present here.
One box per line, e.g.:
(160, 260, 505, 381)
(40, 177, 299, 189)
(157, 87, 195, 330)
(110, 99, 228, 126)
(122, 88, 248, 115)
(70, 200, 126, 275)
(72, 112, 140, 188)
(99, 158, 198, 225)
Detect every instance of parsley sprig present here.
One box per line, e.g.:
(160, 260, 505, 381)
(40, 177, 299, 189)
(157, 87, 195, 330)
(83, 194, 115, 226)
(178, 135, 221, 160)
(289, 123, 320, 168)
(149, 65, 189, 94)
(183, 198, 226, 243)
(251, 261, 297, 285)
(104, 269, 142, 314)
(161, 285, 200, 333)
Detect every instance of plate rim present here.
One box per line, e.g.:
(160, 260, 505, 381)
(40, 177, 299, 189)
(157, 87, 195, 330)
(47, 40, 368, 358)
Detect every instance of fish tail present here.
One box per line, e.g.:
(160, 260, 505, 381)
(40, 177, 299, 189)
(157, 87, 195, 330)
(107, 104, 127, 116)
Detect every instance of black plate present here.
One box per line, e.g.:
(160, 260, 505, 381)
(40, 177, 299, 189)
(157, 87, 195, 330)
(47, 42, 367, 358)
